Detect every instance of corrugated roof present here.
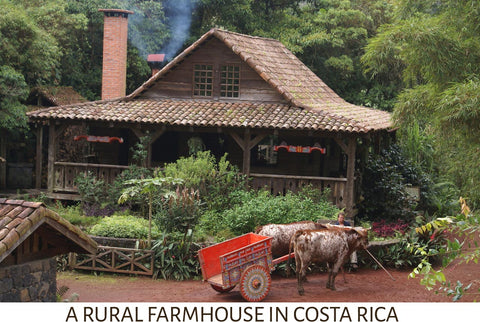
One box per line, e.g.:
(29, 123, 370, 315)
(27, 28, 392, 133)
(0, 199, 97, 264)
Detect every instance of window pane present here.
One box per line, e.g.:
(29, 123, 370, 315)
(193, 64, 214, 97)
(220, 65, 240, 98)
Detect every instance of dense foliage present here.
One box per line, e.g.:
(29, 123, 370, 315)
(89, 214, 162, 239)
(358, 144, 436, 222)
(222, 189, 338, 235)
(362, 0, 480, 208)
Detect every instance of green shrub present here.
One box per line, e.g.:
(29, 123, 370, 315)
(358, 145, 417, 222)
(222, 189, 339, 235)
(89, 214, 161, 239)
(160, 151, 247, 213)
(53, 202, 101, 229)
(152, 230, 200, 280)
(155, 187, 203, 234)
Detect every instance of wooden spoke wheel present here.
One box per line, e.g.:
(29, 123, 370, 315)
(239, 265, 271, 302)
(211, 284, 235, 293)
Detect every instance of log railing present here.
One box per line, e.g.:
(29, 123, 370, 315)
(53, 162, 129, 192)
(249, 173, 347, 208)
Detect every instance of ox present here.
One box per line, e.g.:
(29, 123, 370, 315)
(289, 227, 368, 295)
(255, 221, 323, 257)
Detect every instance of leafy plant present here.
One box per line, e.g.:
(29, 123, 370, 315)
(89, 214, 161, 239)
(118, 175, 183, 246)
(358, 144, 421, 222)
(372, 219, 410, 238)
(152, 230, 200, 280)
(160, 151, 247, 214)
(222, 189, 338, 235)
(156, 187, 203, 234)
(408, 197, 480, 301)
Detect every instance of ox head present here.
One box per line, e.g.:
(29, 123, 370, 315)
(347, 227, 369, 250)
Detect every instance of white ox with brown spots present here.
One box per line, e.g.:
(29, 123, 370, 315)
(255, 221, 323, 257)
(290, 227, 368, 295)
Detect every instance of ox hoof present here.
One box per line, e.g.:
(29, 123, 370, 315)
(298, 289, 305, 296)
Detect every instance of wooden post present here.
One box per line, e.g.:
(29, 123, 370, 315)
(0, 133, 6, 189)
(334, 137, 357, 220)
(132, 128, 165, 168)
(242, 129, 251, 176)
(229, 130, 266, 176)
(47, 124, 56, 193)
(35, 126, 43, 189)
(345, 137, 356, 219)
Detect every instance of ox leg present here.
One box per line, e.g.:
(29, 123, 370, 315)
(328, 260, 344, 290)
(296, 255, 306, 296)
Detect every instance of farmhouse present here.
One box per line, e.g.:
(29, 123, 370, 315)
(26, 9, 393, 218)
(0, 199, 96, 301)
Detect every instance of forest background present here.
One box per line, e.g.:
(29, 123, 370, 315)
(1, 0, 480, 209)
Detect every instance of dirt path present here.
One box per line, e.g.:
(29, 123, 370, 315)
(57, 260, 479, 302)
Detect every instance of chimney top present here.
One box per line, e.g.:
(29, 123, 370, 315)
(98, 8, 134, 17)
(147, 54, 166, 63)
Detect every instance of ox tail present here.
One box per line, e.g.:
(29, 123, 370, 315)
(286, 233, 295, 277)
(286, 230, 302, 277)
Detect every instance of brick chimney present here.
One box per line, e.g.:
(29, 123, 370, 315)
(99, 9, 133, 100)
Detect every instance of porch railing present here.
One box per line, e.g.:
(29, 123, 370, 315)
(52, 163, 347, 207)
(249, 173, 347, 208)
(53, 162, 129, 192)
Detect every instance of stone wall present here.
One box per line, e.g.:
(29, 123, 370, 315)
(0, 258, 57, 302)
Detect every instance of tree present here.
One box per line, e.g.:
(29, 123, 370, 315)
(195, 0, 395, 109)
(362, 0, 480, 207)
(0, 0, 63, 133)
(0, 66, 29, 133)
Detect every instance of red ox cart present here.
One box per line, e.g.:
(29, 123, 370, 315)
(198, 233, 293, 302)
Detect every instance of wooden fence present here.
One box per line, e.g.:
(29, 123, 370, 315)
(250, 173, 347, 208)
(70, 246, 154, 276)
(53, 162, 129, 192)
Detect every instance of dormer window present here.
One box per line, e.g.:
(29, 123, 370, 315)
(193, 64, 240, 98)
(220, 65, 240, 98)
(193, 64, 213, 97)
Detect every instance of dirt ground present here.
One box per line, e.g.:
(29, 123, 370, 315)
(57, 259, 479, 302)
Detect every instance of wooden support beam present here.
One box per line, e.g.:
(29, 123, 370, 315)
(0, 133, 6, 189)
(35, 126, 43, 189)
(228, 130, 266, 176)
(132, 128, 166, 168)
(334, 137, 357, 219)
(47, 125, 56, 193)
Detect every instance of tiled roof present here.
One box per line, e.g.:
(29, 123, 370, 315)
(129, 29, 392, 132)
(27, 98, 377, 133)
(0, 199, 97, 263)
(33, 86, 87, 106)
(27, 29, 392, 134)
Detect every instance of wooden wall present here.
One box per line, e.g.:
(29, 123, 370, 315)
(141, 38, 287, 104)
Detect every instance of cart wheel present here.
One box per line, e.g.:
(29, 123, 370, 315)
(211, 284, 235, 293)
(239, 265, 271, 302)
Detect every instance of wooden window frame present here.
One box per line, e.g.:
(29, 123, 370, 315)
(220, 65, 240, 98)
(193, 64, 214, 97)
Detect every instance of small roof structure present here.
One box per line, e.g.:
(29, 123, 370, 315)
(30, 86, 87, 107)
(0, 199, 97, 266)
(27, 28, 391, 135)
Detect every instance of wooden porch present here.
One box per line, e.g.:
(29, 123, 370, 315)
(47, 162, 347, 208)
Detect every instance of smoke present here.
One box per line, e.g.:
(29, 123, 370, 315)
(117, 0, 197, 61)
(161, 0, 197, 61)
